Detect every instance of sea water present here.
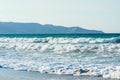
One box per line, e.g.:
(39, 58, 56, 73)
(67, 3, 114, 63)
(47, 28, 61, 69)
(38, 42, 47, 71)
(0, 34, 120, 79)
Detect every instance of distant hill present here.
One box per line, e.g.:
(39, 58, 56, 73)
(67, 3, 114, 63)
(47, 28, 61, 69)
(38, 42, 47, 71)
(0, 22, 104, 34)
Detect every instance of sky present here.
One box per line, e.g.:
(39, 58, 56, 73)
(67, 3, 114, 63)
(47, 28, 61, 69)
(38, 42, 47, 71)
(0, 0, 120, 33)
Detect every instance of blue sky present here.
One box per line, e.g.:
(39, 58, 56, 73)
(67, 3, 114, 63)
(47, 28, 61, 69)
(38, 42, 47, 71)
(0, 0, 120, 33)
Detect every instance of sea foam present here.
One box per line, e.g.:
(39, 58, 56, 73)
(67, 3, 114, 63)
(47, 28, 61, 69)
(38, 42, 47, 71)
(0, 37, 120, 43)
(0, 37, 120, 53)
(0, 37, 120, 79)
(0, 57, 120, 79)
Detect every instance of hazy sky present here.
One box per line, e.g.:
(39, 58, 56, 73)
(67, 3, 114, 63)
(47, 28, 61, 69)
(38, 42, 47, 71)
(0, 0, 120, 33)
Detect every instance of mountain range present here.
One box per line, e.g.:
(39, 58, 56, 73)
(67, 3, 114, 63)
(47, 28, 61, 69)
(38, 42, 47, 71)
(0, 22, 103, 34)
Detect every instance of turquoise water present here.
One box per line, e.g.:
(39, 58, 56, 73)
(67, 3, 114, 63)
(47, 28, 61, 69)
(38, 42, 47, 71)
(0, 33, 120, 79)
(0, 33, 120, 38)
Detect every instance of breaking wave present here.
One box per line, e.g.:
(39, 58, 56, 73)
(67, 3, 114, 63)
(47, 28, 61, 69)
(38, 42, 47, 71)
(0, 37, 120, 79)
(0, 37, 120, 44)
(0, 37, 120, 53)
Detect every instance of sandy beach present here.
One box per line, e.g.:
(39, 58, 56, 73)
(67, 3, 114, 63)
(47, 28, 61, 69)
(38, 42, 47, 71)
(0, 68, 112, 80)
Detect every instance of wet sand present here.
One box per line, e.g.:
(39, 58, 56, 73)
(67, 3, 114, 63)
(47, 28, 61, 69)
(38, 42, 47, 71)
(0, 68, 111, 80)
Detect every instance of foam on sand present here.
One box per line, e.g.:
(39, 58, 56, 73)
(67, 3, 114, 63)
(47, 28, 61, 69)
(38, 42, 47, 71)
(0, 68, 109, 80)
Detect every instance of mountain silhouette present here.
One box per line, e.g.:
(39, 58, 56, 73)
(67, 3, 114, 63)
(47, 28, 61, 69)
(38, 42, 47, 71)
(0, 22, 104, 34)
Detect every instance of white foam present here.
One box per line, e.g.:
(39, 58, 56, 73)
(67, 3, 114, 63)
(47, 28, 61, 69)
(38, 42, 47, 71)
(0, 57, 120, 79)
(0, 37, 120, 79)
(0, 42, 120, 53)
(0, 37, 120, 44)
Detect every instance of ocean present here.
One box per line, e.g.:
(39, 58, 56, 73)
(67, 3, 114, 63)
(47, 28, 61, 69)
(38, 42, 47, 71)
(0, 34, 120, 79)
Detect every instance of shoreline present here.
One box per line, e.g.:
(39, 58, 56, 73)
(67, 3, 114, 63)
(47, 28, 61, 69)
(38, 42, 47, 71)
(0, 68, 111, 80)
